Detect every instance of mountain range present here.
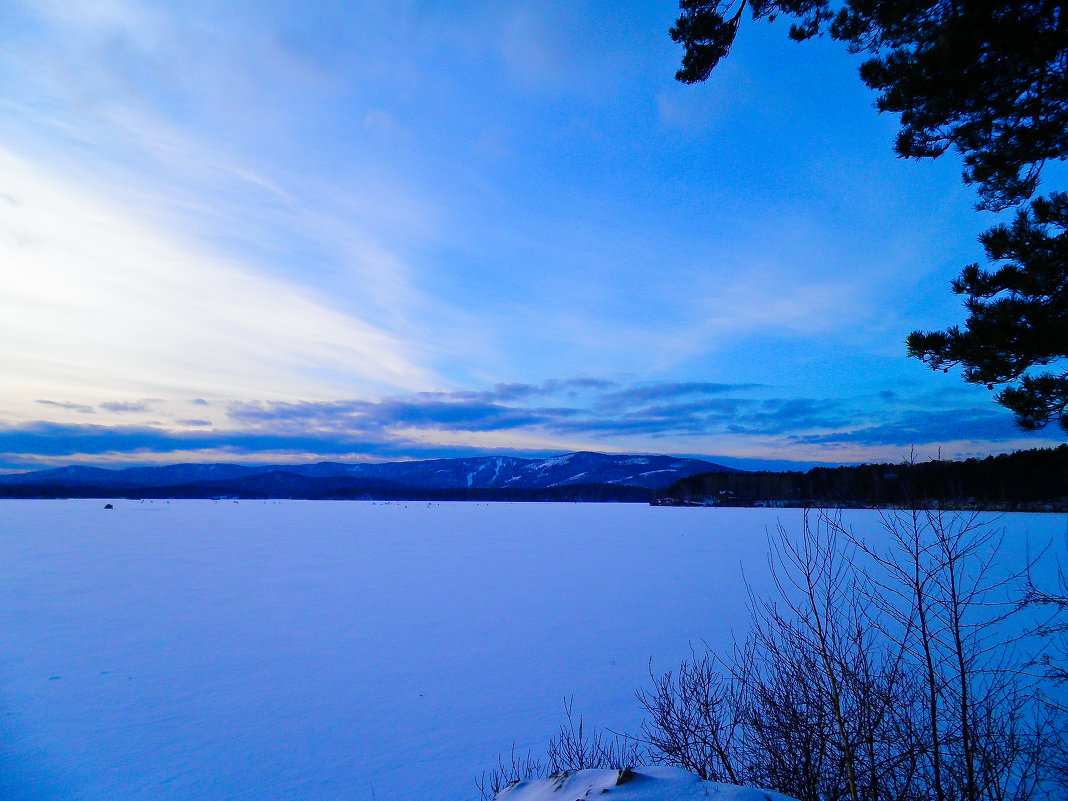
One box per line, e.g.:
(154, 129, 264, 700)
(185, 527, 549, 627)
(0, 452, 737, 501)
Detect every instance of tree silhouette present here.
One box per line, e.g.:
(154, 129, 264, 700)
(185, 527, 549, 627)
(671, 0, 1068, 431)
(908, 194, 1068, 431)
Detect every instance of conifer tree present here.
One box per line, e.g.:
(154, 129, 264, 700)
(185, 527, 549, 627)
(671, 0, 1068, 431)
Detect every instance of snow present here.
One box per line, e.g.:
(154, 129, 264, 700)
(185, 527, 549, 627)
(536, 454, 574, 470)
(496, 767, 798, 801)
(492, 457, 508, 483)
(0, 502, 1059, 801)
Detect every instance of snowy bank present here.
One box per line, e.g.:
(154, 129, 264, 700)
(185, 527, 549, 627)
(494, 766, 799, 801)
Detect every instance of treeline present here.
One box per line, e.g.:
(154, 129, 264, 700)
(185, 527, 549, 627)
(657, 445, 1068, 509)
(0, 474, 652, 503)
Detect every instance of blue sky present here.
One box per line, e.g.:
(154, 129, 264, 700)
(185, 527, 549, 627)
(0, 0, 1060, 471)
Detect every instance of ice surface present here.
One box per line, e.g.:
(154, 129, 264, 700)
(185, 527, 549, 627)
(0, 502, 1060, 801)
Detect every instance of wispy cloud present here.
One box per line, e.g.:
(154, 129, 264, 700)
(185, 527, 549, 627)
(0, 420, 558, 468)
(0, 148, 433, 421)
(1, 374, 1060, 470)
(599, 382, 763, 409)
(793, 408, 1029, 447)
(98, 400, 157, 413)
(37, 400, 94, 414)
(415, 378, 618, 405)
(227, 397, 568, 434)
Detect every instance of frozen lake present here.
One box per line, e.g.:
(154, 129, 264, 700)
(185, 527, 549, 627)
(0, 501, 1062, 801)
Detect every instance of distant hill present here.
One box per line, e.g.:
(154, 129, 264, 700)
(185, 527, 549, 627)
(0, 452, 737, 501)
(656, 445, 1068, 511)
(10, 448, 1066, 508)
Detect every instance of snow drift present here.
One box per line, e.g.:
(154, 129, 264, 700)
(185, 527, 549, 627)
(494, 766, 799, 801)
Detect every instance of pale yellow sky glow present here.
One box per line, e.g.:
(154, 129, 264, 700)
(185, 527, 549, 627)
(0, 148, 434, 425)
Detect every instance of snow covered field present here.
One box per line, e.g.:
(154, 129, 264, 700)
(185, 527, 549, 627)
(0, 501, 1061, 801)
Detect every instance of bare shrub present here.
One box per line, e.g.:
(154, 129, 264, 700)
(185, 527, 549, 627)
(475, 744, 544, 801)
(636, 648, 744, 783)
(545, 697, 644, 773)
(481, 506, 1062, 801)
(1023, 533, 1068, 695)
(852, 507, 1049, 801)
(1021, 533, 1068, 791)
(638, 507, 1056, 801)
(477, 698, 643, 801)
